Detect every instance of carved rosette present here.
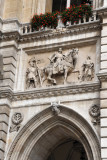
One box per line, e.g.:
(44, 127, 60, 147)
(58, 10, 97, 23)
(10, 112, 24, 133)
(89, 105, 100, 125)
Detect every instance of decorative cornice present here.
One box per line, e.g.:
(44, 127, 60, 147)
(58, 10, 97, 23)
(0, 20, 101, 42)
(97, 72, 107, 82)
(0, 82, 100, 102)
(0, 31, 20, 41)
(19, 21, 101, 42)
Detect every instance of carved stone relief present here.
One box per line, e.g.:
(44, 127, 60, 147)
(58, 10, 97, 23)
(26, 48, 79, 89)
(51, 102, 60, 115)
(89, 105, 100, 125)
(79, 56, 95, 82)
(26, 46, 96, 89)
(26, 57, 42, 89)
(10, 112, 24, 133)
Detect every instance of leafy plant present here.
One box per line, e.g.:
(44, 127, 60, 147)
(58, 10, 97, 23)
(31, 4, 92, 31)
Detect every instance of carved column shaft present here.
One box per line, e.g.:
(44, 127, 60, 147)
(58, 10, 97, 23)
(0, 105, 10, 160)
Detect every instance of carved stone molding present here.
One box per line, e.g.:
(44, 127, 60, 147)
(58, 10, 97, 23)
(0, 20, 101, 42)
(0, 82, 100, 102)
(9, 112, 24, 133)
(89, 105, 100, 125)
(18, 23, 101, 42)
(0, 54, 3, 80)
(97, 72, 107, 82)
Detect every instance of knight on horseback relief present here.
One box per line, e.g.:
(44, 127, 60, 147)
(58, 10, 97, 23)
(26, 48, 79, 89)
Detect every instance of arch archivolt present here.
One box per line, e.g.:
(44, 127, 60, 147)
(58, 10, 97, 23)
(6, 105, 100, 160)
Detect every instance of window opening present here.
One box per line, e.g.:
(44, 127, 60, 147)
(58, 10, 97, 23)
(52, 0, 92, 13)
(52, 0, 67, 12)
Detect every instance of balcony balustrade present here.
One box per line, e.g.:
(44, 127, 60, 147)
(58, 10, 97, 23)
(20, 12, 99, 34)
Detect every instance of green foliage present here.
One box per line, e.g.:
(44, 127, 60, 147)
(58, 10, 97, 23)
(31, 4, 92, 31)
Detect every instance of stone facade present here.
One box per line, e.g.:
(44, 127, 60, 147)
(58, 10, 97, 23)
(0, 0, 107, 160)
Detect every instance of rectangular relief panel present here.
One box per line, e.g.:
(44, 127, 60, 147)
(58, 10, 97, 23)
(25, 44, 96, 90)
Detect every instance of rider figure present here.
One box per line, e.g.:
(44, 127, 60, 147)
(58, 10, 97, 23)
(50, 48, 64, 74)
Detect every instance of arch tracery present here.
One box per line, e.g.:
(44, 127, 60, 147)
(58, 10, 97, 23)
(6, 105, 100, 160)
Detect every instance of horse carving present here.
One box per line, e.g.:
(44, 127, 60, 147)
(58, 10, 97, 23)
(42, 48, 78, 85)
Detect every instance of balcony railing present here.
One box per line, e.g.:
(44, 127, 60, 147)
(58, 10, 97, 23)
(20, 12, 99, 35)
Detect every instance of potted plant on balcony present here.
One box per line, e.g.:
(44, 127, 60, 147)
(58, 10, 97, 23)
(31, 3, 92, 31)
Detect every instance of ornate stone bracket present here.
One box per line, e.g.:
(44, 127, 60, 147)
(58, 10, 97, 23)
(51, 102, 60, 115)
(89, 105, 100, 125)
(9, 112, 24, 133)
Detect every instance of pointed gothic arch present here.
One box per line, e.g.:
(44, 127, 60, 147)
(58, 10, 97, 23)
(6, 105, 100, 160)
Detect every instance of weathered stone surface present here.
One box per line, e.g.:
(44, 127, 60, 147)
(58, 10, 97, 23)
(101, 148, 107, 158)
(101, 99, 107, 108)
(101, 109, 107, 117)
(0, 150, 4, 160)
(0, 1, 106, 160)
(101, 128, 107, 137)
(101, 118, 107, 127)
(101, 90, 107, 99)
(0, 131, 7, 142)
(0, 106, 10, 116)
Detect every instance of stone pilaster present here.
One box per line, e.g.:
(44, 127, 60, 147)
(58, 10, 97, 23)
(0, 105, 10, 160)
(99, 11, 107, 160)
(0, 47, 18, 90)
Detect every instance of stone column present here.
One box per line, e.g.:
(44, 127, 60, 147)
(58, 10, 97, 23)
(66, 0, 70, 8)
(0, 105, 10, 160)
(99, 13, 107, 160)
(103, 0, 107, 7)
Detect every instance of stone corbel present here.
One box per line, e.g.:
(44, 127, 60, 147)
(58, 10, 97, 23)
(51, 102, 60, 115)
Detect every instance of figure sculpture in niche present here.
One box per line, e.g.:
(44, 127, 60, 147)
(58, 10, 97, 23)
(26, 57, 42, 89)
(42, 48, 78, 85)
(81, 56, 94, 81)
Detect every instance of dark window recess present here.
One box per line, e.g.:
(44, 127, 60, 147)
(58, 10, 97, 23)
(52, 0, 67, 12)
(70, 0, 92, 6)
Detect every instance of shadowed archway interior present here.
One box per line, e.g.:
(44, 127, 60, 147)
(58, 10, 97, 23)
(28, 124, 88, 160)
(47, 139, 88, 160)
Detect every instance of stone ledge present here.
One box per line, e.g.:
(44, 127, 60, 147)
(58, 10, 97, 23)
(0, 82, 100, 101)
(97, 72, 107, 81)
(0, 19, 101, 42)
